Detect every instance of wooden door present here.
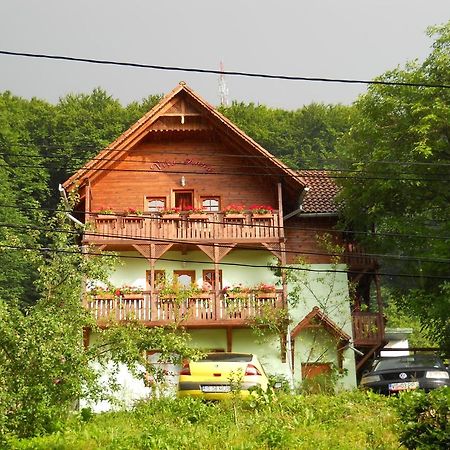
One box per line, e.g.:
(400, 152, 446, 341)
(301, 363, 332, 379)
(174, 191, 193, 211)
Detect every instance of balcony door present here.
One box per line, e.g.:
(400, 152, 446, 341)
(174, 190, 194, 211)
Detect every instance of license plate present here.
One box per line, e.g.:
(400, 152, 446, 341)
(201, 385, 230, 393)
(388, 381, 419, 392)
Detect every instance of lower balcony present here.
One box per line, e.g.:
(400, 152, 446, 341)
(352, 311, 385, 347)
(86, 291, 284, 327)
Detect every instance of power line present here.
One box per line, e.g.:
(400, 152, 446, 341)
(0, 203, 448, 240)
(1, 50, 449, 89)
(2, 161, 449, 182)
(1, 149, 449, 177)
(1, 243, 449, 280)
(1, 221, 449, 265)
(3, 144, 450, 168)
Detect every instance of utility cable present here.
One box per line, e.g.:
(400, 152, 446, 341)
(1, 161, 448, 182)
(1, 221, 448, 265)
(1, 243, 449, 280)
(1, 50, 449, 89)
(0, 203, 448, 240)
(2, 144, 450, 168)
(1, 150, 449, 177)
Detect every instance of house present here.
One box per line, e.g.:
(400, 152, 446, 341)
(62, 82, 385, 400)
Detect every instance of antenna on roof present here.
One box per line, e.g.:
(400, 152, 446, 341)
(218, 61, 229, 107)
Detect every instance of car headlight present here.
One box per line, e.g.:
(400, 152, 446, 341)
(425, 370, 449, 379)
(361, 375, 381, 384)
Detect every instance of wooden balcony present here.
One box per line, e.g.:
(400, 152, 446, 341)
(342, 242, 377, 269)
(84, 212, 281, 245)
(86, 290, 284, 327)
(352, 312, 385, 346)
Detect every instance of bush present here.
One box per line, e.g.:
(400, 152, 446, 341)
(396, 387, 450, 449)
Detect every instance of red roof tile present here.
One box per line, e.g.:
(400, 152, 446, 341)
(297, 170, 339, 214)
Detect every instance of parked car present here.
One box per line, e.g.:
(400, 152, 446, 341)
(177, 352, 269, 399)
(360, 354, 450, 394)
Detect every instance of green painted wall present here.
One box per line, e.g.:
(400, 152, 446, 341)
(108, 249, 278, 291)
(104, 252, 357, 390)
(287, 264, 357, 389)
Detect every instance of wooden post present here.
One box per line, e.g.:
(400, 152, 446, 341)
(226, 328, 233, 352)
(214, 244, 220, 321)
(150, 244, 156, 322)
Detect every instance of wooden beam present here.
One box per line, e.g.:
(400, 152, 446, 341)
(356, 345, 380, 371)
(227, 328, 233, 352)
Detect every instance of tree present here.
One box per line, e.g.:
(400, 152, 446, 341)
(337, 22, 450, 349)
(220, 101, 353, 168)
(0, 200, 200, 440)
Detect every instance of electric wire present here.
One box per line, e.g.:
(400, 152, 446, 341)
(1, 243, 449, 280)
(1, 149, 449, 178)
(0, 203, 448, 240)
(1, 161, 448, 182)
(1, 221, 448, 265)
(1, 50, 449, 89)
(3, 144, 450, 168)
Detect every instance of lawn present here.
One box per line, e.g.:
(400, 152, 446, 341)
(7, 391, 402, 449)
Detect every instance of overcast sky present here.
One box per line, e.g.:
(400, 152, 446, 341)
(1, 0, 448, 110)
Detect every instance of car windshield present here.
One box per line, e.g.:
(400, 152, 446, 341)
(374, 355, 443, 371)
(203, 353, 253, 362)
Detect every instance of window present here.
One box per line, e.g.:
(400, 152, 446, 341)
(202, 197, 220, 212)
(174, 270, 196, 287)
(146, 197, 166, 212)
(203, 269, 222, 290)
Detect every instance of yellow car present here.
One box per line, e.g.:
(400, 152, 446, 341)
(177, 352, 269, 400)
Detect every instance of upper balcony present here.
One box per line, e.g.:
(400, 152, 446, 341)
(83, 212, 282, 245)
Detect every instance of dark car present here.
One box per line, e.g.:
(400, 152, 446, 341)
(360, 354, 450, 394)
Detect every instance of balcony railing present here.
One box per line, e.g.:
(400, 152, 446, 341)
(352, 312, 385, 346)
(342, 242, 377, 269)
(84, 212, 281, 244)
(86, 290, 284, 326)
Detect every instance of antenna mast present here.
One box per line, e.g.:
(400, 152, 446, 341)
(218, 61, 229, 106)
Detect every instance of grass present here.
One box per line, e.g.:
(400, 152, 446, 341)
(6, 391, 402, 449)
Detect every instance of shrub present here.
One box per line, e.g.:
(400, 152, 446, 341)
(396, 387, 450, 449)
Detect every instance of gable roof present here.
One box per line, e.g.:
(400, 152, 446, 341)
(297, 170, 339, 214)
(62, 82, 306, 197)
(290, 306, 350, 342)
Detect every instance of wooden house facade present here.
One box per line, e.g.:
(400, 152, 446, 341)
(63, 83, 385, 391)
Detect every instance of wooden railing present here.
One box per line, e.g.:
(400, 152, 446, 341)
(84, 212, 281, 244)
(86, 290, 284, 326)
(352, 312, 385, 346)
(342, 242, 377, 269)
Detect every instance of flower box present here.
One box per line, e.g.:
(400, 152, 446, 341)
(188, 214, 208, 220)
(255, 292, 278, 299)
(96, 214, 116, 220)
(161, 214, 181, 220)
(121, 293, 145, 300)
(122, 216, 144, 228)
(252, 214, 273, 219)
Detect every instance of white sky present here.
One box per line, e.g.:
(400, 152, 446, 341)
(1, 0, 448, 109)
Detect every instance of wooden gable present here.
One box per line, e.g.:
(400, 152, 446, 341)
(62, 82, 305, 211)
(291, 306, 351, 342)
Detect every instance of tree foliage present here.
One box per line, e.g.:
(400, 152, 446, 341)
(0, 203, 200, 440)
(220, 101, 353, 168)
(337, 22, 450, 349)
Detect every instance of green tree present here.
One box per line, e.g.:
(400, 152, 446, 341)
(220, 101, 353, 168)
(337, 22, 450, 349)
(0, 201, 200, 440)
